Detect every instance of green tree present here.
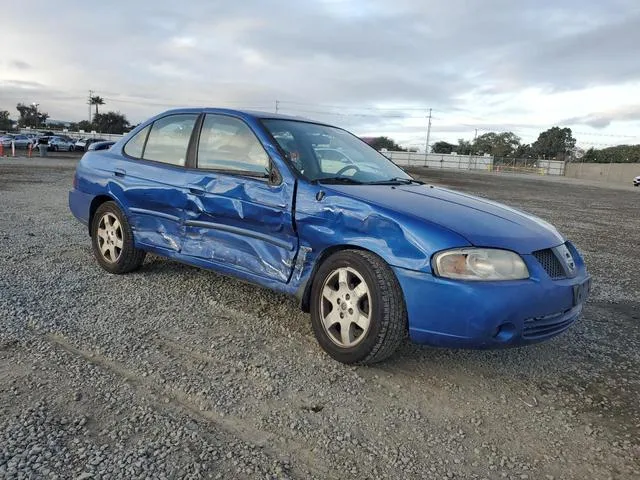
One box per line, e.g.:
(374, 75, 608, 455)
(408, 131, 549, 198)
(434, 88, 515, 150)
(456, 139, 472, 155)
(16, 103, 49, 128)
(369, 136, 406, 151)
(581, 144, 640, 163)
(75, 120, 93, 132)
(0, 110, 12, 130)
(514, 143, 533, 158)
(532, 127, 576, 159)
(472, 132, 521, 157)
(90, 96, 105, 118)
(432, 141, 455, 154)
(93, 111, 130, 134)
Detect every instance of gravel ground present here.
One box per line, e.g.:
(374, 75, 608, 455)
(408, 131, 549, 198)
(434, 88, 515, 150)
(1, 158, 638, 480)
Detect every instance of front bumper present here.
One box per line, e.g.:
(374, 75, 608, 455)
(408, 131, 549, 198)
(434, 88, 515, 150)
(393, 246, 590, 349)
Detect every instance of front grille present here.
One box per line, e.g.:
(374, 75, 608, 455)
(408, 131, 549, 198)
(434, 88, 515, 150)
(533, 248, 566, 279)
(523, 309, 579, 338)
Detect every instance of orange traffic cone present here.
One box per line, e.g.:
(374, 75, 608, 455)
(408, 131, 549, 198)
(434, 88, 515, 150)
(28, 143, 32, 158)
(0, 143, 3, 157)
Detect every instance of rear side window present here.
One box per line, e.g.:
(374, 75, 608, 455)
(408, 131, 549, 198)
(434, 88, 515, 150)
(123, 125, 150, 158)
(142, 114, 197, 166)
(197, 114, 269, 174)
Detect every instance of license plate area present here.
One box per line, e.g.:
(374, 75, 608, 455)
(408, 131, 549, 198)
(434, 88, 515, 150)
(573, 277, 591, 306)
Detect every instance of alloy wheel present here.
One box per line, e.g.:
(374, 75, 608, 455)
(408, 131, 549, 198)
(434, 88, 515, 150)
(320, 267, 372, 347)
(96, 213, 123, 263)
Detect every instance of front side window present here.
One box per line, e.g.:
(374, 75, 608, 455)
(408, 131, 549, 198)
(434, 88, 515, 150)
(142, 114, 197, 166)
(196, 114, 269, 175)
(262, 119, 412, 184)
(123, 125, 151, 158)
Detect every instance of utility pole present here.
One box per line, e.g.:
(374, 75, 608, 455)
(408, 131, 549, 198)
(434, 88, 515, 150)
(275, 100, 279, 114)
(474, 128, 478, 141)
(88, 90, 93, 123)
(32, 103, 39, 129)
(424, 108, 432, 154)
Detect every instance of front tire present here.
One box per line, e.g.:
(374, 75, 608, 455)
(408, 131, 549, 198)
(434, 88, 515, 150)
(91, 201, 146, 274)
(310, 250, 407, 364)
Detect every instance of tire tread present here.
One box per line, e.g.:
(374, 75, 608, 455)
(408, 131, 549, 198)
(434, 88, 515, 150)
(351, 250, 407, 364)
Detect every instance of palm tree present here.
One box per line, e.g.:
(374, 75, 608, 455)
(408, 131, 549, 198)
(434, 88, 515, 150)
(90, 96, 105, 118)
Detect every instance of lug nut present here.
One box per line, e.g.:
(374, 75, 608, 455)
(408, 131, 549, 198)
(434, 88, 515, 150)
(340, 313, 344, 319)
(345, 294, 350, 300)
(348, 308, 353, 315)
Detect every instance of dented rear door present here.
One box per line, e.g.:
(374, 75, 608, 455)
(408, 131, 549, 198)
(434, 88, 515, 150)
(115, 113, 199, 252)
(118, 160, 189, 252)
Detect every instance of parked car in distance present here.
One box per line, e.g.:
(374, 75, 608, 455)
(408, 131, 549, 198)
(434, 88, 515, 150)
(84, 138, 107, 150)
(0, 134, 14, 147)
(75, 137, 108, 151)
(48, 136, 76, 151)
(74, 138, 88, 151)
(11, 134, 35, 148)
(634, 175, 639, 187)
(87, 140, 115, 151)
(69, 108, 591, 364)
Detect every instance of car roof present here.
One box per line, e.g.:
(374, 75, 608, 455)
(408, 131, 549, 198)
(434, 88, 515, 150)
(156, 107, 322, 123)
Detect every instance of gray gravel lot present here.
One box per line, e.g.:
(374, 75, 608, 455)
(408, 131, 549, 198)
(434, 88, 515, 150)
(1, 158, 639, 479)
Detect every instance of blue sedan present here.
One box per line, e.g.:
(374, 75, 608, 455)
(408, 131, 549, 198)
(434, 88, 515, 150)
(69, 108, 591, 364)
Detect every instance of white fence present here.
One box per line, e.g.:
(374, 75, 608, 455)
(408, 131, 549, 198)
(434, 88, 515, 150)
(19, 128, 126, 142)
(385, 151, 565, 176)
(387, 152, 493, 171)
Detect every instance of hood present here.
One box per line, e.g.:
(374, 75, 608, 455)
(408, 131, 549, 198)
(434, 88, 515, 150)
(325, 184, 564, 254)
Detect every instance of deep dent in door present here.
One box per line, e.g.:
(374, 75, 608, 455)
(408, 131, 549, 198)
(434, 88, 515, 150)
(181, 175, 298, 283)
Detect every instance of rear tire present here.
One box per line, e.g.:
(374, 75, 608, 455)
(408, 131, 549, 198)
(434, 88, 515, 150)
(310, 250, 407, 364)
(91, 201, 145, 274)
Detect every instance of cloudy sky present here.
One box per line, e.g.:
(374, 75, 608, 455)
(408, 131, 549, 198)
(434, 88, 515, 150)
(2, 0, 639, 150)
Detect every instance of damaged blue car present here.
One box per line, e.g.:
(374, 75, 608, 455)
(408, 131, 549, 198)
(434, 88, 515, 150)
(69, 108, 590, 364)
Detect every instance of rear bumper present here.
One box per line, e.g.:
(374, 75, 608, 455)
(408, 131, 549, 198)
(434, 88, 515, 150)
(69, 189, 93, 225)
(393, 249, 590, 349)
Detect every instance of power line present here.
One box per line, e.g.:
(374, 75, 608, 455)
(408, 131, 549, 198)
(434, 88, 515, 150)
(277, 100, 431, 112)
(277, 106, 426, 119)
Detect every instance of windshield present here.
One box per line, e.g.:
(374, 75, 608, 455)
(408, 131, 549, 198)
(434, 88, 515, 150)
(261, 119, 413, 184)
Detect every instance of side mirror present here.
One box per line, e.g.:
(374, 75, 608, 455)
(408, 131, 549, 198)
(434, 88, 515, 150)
(268, 161, 281, 185)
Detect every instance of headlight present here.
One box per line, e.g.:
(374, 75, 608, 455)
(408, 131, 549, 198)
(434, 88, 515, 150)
(432, 248, 529, 281)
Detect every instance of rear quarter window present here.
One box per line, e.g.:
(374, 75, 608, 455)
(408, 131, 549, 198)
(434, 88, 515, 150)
(123, 125, 151, 158)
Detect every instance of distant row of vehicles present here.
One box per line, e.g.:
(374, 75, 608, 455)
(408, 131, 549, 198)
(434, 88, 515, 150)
(0, 133, 115, 152)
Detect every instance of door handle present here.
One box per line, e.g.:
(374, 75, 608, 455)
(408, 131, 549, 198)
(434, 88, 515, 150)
(114, 168, 126, 177)
(188, 185, 205, 195)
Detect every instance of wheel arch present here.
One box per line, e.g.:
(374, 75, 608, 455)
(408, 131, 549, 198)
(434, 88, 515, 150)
(88, 194, 118, 236)
(298, 244, 405, 313)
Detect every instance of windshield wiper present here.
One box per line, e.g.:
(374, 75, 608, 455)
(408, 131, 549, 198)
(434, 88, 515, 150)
(313, 176, 364, 185)
(365, 177, 425, 185)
